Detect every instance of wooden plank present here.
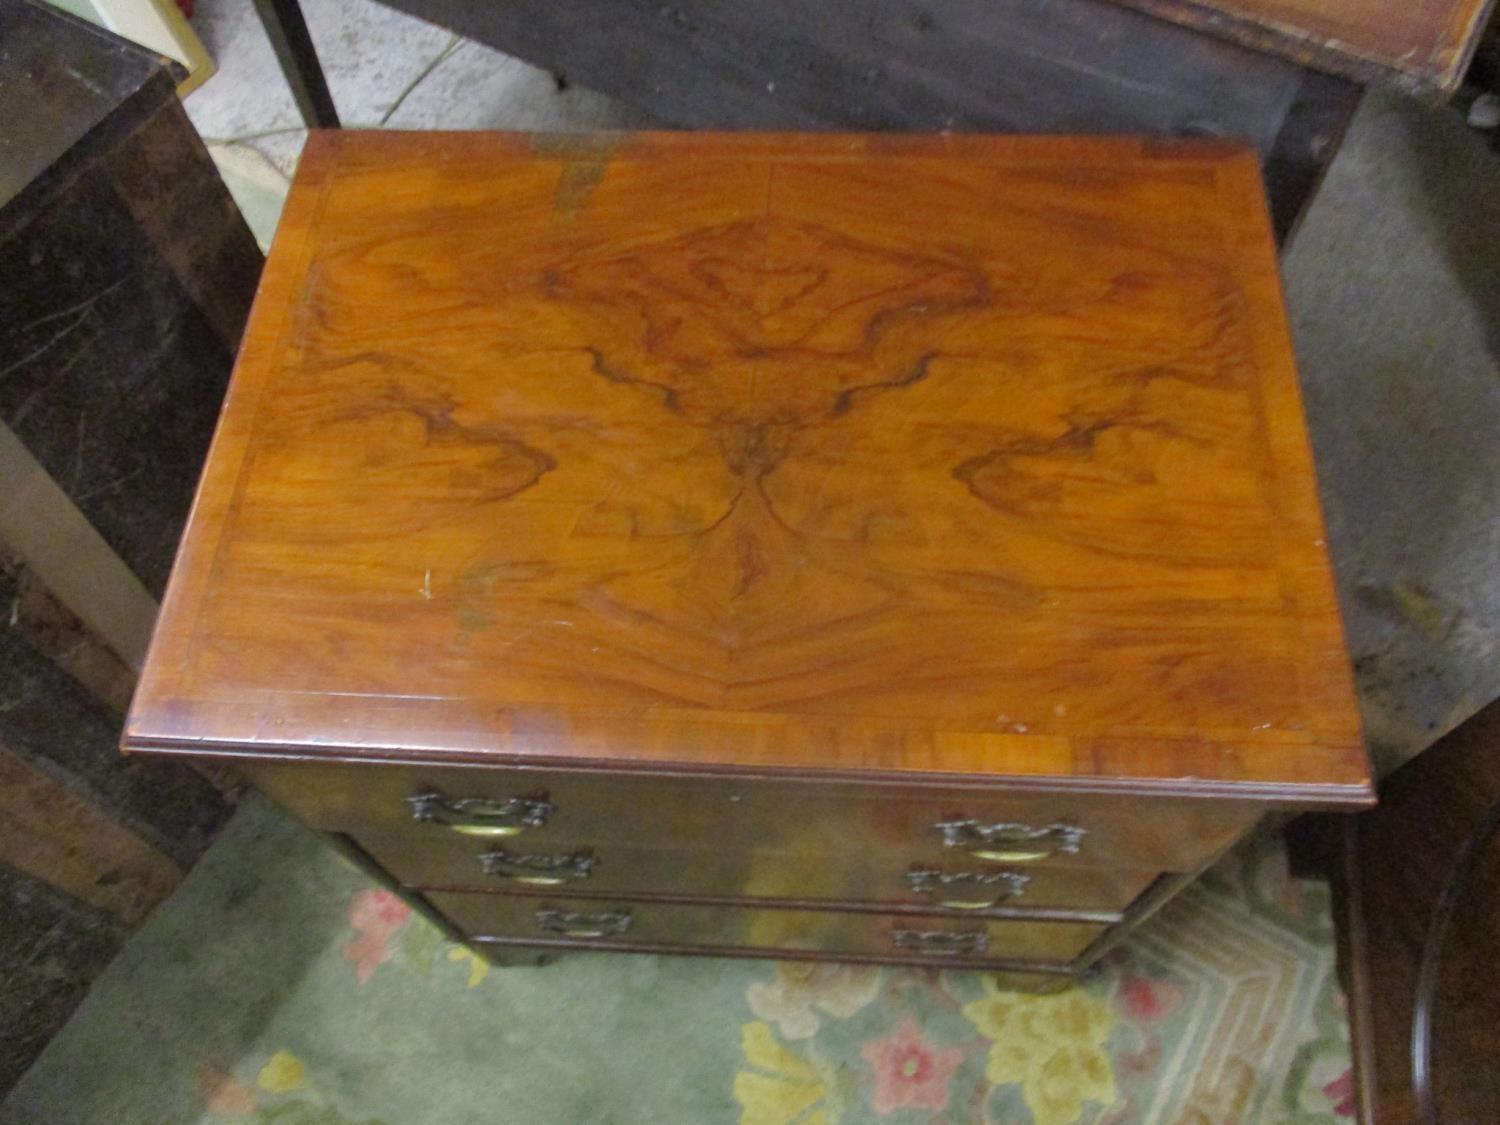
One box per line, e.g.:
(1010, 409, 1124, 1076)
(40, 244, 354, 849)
(0, 560, 228, 868)
(0, 745, 181, 924)
(0, 422, 156, 672)
(377, 0, 1360, 240)
(0, 546, 135, 715)
(1117, 0, 1496, 95)
(1333, 699, 1500, 1120)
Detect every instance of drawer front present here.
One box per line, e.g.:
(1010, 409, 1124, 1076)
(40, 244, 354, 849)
(355, 829, 1156, 913)
(245, 760, 1256, 872)
(426, 891, 1107, 965)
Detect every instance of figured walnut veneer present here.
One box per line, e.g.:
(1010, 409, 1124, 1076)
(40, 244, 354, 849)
(125, 132, 1365, 803)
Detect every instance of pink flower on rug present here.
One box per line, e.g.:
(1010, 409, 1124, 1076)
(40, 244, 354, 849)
(343, 888, 412, 983)
(1322, 1067, 1356, 1117)
(197, 1062, 259, 1117)
(860, 1016, 964, 1115)
(1118, 975, 1183, 1023)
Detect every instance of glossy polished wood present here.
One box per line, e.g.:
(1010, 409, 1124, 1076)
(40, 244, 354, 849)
(1338, 698, 1500, 1122)
(125, 131, 1368, 808)
(240, 759, 1261, 871)
(426, 890, 1107, 965)
(355, 828, 1159, 911)
(1118, 0, 1492, 93)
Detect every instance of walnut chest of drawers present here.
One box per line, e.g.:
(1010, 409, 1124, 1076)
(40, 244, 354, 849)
(123, 131, 1373, 983)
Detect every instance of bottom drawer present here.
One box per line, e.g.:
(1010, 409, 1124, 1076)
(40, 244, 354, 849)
(426, 891, 1107, 967)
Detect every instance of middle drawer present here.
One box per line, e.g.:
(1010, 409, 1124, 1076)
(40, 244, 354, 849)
(353, 829, 1156, 913)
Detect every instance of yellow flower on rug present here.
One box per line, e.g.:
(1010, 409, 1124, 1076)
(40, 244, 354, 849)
(733, 1020, 839, 1125)
(256, 1050, 306, 1094)
(447, 946, 490, 988)
(962, 979, 1116, 1125)
(746, 961, 881, 1039)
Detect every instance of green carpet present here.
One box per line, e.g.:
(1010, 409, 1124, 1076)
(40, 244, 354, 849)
(2, 797, 1353, 1124)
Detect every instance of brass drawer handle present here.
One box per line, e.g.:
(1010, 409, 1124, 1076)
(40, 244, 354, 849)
(480, 847, 596, 885)
(891, 928, 988, 956)
(406, 790, 554, 837)
(905, 866, 1031, 908)
(932, 819, 1086, 862)
(534, 908, 632, 939)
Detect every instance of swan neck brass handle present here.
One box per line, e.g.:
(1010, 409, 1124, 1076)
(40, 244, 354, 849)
(407, 790, 554, 837)
(905, 866, 1031, 908)
(480, 847, 595, 885)
(932, 819, 1086, 862)
(534, 908, 631, 938)
(891, 929, 988, 956)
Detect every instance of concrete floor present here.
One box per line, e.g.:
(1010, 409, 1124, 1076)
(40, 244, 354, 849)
(183, 0, 1500, 773)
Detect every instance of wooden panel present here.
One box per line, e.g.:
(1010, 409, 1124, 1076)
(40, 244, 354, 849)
(426, 890, 1106, 965)
(0, 545, 135, 715)
(0, 423, 156, 674)
(1118, 0, 1494, 94)
(0, 745, 181, 924)
(377, 0, 1360, 242)
(244, 759, 1261, 872)
(0, 564, 225, 869)
(0, 0, 260, 597)
(1337, 697, 1500, 1122)
(356, 828, 1157, 912)
(125, 131, 1370, 808)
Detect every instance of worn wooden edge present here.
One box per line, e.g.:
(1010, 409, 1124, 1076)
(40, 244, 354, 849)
(0, 16, 170, 241)
(1211, 148, 1373, 795)
(105, 97, 262, 352)
(402, 883, 1126, 925)
(0, 422, 158, 672)
(0, 546, 136, 715)
(128, 129, 1372, 808)
(117, 739, 1376, 809)
(1113, 0, 1497, 97)
(464, 931, 1080, 975)
(1334, 815, 1381, 1124)
(130, 128, 342, 718)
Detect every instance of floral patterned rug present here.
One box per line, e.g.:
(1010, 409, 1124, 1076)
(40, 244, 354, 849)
(1, 796, 1353, 1124)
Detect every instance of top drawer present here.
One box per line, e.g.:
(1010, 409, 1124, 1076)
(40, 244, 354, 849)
(242, 759, 1257, 872)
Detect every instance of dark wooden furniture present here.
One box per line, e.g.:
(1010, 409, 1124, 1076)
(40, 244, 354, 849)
(247, 0, 1362, 240)
(1338, 698, 1500, 1123)
(0, 0, 257, 1092)
(125, 130, 1372, 981)
(377, 0, 1363, 243)
(1116, 0, 1495, 93)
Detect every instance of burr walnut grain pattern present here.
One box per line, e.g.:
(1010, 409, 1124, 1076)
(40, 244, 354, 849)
(124, 131, 1368, 804)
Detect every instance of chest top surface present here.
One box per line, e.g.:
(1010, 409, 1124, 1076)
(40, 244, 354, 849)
(124, 131, 1369, 803)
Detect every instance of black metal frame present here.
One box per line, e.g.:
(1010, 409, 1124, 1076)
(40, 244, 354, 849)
(250, 0, 340, 128)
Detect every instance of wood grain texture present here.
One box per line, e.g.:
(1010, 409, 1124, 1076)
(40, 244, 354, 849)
(0, 745, 181, 924)
(124, 131, 1370, 807)
(240, 759, 1260, 871)
(1337, 698, 1500, 1122)
(377, 0, 1361, 242)
(1117, 0, 1495, 95)
(365, 828, 1155, 912)
(427, 889, 1106, 965)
